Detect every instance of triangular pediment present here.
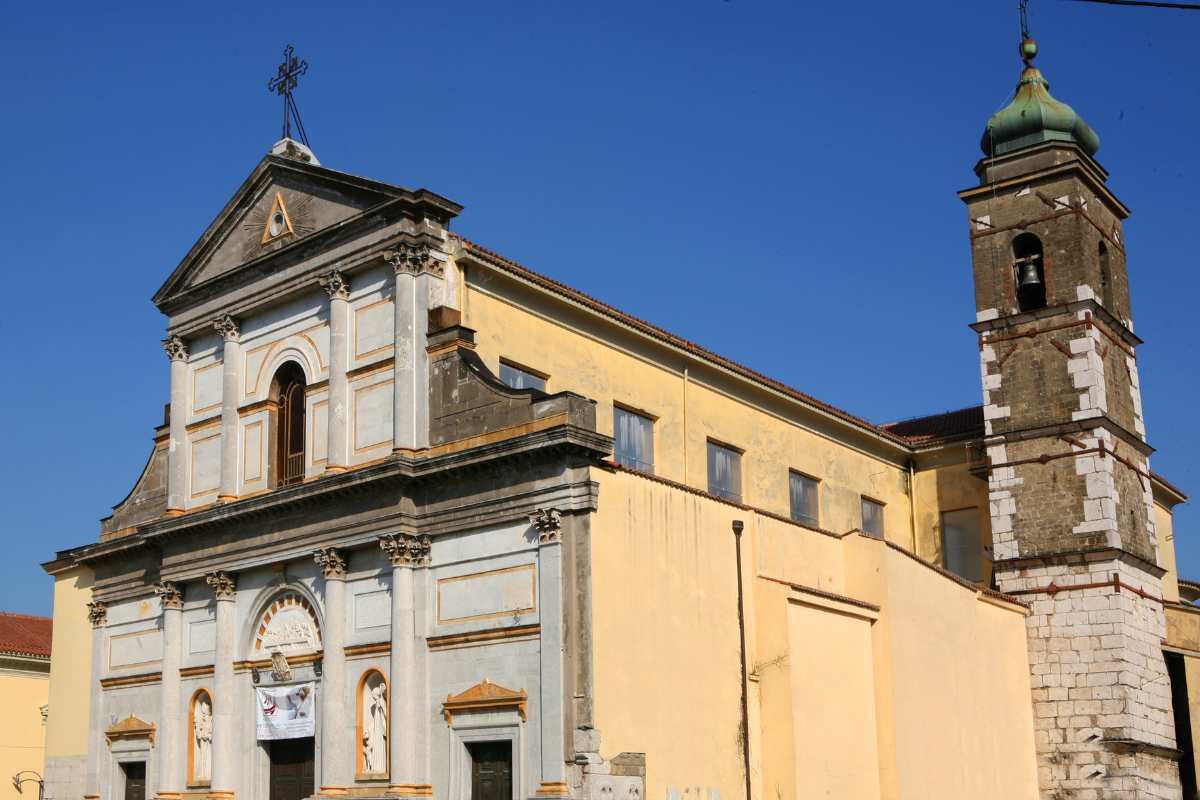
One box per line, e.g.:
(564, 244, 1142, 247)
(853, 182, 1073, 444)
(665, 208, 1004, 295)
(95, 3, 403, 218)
(153, 154, 461, 310)
(442, 679, 527, 724)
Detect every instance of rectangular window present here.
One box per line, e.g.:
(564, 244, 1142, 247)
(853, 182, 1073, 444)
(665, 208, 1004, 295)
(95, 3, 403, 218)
(789, 471, 820, 527)
(707, 440, 743, 503)
(499, 360, 546, 392)
(942, 508, 984, 583)
(861, 497, 885, 538)
(614, 405, 655, 473)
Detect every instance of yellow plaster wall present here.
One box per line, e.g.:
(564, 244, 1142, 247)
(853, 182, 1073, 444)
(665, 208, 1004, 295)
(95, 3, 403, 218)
(590, 468, 1038, 800)
(911, 462, 992, 581)
(45, 567, 94, 758)
(1157, 503, 1181, 603)
(464, 275, 917, 545)
(0, 671, 49, 800)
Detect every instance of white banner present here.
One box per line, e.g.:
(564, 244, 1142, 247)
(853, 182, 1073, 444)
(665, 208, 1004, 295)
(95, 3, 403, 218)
(256, 682, 316, 740)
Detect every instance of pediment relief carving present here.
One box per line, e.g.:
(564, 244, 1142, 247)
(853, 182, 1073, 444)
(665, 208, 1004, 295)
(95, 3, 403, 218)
(254, 591, 322, 656)
(105, 715, 156, 747)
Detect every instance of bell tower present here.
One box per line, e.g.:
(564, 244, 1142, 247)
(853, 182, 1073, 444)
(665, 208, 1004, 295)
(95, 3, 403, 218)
(961, 38, 1181, 798)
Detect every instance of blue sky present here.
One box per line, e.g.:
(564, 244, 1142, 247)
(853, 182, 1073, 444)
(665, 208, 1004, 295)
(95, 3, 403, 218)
(0, 1, 1197, 615)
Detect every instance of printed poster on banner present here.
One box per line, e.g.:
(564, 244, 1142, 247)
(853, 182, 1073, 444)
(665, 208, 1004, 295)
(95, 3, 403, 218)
(256, 682, 316, 740)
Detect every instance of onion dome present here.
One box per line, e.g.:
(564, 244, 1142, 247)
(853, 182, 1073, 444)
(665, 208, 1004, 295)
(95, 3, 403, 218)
(981, 38, 1099, 157)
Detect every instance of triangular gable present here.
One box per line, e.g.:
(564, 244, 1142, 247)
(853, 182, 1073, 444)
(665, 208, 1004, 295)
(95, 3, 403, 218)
(153, 155, 450, 309)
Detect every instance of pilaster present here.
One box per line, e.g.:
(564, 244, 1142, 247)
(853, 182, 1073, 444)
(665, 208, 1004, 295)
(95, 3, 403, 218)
(385, 243, 442, 452)
(380, 534, 432, 798)
(213, 316, 241, 503)
(155, 582, 184, 800)
(85, 601, 107, 800)
(163, 336, 189, 515)
(531, 509, 570, 799)
(206, 571, 237, 800)
(321, 271, 351, 473)
(315, 548, 349, 796)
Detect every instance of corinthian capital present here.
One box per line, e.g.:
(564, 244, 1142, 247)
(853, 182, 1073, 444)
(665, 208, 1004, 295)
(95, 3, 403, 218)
(87, 600, 108, 628)
(379, 533, 431, 567)
(154, 580, 184, 611)
(383, 242, 442, 277)
(212, 314, 241, 342)
(162, 335, 189, 362)
(529, 508, 562, 544)
(319, 269, 351, 301)
(314, 547, 348, 580)
(205, 570, 237, 600)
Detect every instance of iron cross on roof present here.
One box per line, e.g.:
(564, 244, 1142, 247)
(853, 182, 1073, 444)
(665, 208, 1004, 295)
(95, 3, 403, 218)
(267, 44, 310, 146)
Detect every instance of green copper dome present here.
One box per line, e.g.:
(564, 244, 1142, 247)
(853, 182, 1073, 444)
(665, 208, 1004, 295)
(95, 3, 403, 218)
(981, 38, 1100, 157)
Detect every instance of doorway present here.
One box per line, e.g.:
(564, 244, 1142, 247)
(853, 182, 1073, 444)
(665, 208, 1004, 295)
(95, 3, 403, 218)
(269, 737, 315, 800)
(467, 741, 512, 800)
(121, 762, 146, 800)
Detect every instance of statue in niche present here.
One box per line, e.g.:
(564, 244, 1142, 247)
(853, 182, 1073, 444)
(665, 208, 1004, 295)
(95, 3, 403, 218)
(194, 694, 213, 783)
(362, 675, 387, 774)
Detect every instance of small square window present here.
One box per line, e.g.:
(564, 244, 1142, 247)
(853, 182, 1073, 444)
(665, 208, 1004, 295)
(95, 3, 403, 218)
(499, 360, 546, 392)
(789, 471, 820, 527)
(861, 497, 885, 538)
(707, 441, 742, 503)
(614, 405, 655, 473)
(942, 508, 984, 583)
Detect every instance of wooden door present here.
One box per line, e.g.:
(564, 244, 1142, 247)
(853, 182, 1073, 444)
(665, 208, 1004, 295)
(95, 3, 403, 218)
(468, 742, 512, 800)
(122, 762, 146, 800)
(270, 737, 315, 800)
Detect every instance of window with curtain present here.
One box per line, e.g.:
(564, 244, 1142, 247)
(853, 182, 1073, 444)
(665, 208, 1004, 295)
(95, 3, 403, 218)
(499, 360, 546, 391)
(942, 508, 984, 582)
(861, 497, 885, 538)
(789, 471, 819, 527)
(614, 406, 654, 473)
(707, 441, 742, 503)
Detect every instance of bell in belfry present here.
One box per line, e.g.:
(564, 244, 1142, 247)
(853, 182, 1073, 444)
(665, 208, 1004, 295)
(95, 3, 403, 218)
(1017, 259, 1042, 290)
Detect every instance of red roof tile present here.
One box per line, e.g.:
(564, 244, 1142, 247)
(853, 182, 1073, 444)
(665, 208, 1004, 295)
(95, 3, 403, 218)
(0, 611, 52, 658)
(882, 406, 985, 445)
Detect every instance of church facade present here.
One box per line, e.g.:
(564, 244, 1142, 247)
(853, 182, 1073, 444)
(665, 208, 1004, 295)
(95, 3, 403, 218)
(39, 37, 1199, 800)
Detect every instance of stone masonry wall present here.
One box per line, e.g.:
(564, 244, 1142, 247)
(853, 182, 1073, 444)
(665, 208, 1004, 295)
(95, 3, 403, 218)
(998, 557, 1179, 799)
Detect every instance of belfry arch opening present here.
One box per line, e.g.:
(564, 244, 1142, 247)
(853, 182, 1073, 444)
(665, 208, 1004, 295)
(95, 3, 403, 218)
(270, 361, 307, 487)
(1012, 232, 1046, 312)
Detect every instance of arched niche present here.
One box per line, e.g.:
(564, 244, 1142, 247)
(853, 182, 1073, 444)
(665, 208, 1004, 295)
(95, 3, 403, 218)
(188, 689, 213, 787)
(356, 669, 389, 779)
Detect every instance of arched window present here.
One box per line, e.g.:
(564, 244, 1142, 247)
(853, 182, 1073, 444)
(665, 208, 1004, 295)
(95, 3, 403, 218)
(188, 690, 213, 787)
(356, 670, 389, 779)
(1012, 233, 1046, 312)
(1098, 240, 1114, 310)
(271, 362, 307, 487)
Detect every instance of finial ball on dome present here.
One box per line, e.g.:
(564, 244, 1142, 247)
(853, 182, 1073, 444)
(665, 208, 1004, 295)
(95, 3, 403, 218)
(1020, 37, 1038, 65)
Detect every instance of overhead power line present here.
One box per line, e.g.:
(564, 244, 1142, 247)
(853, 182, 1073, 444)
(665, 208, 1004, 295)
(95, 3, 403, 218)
(1064, 0, 1200, 10)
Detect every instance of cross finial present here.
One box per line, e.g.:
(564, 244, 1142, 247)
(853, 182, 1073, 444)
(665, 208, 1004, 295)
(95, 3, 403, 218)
(267, 45, 310, 146)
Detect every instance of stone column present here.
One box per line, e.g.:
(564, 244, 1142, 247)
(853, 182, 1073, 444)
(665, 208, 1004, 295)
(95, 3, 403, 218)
(163, 336, 189, 514)
(379, 535, 432, 799)
(155, 583, 185, 799)
(205, 571, 237, 799)
(385, 243, 442, 452)
(320, 271, 351, 473)
(84, 601, 107, 800)
(531, 510, 570, 799)
(212, 316, 242, 503)
(314, 548, 348, 796)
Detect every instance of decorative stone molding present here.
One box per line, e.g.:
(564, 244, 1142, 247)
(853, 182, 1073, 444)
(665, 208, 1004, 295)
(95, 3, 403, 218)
(378, 533, 431, 567)
(529, 508, 562, 544)
(212, 314, 241, 342)
(87, 600, 108, 628)
(383, 242, 442, 277)
(319, 269, 351, 301)
(154, 580, 184, 611)
(270, 650, 293, 682)
(163, 335, 189, 362)
(205, 571, 237, 600)
(441, 679, 527, 725)
(105, 715, 156, 748)
(314, 547, 348, 579)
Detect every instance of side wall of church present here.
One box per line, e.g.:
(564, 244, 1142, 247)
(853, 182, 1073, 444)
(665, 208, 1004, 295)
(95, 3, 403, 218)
(588, 469, 1039, 800)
